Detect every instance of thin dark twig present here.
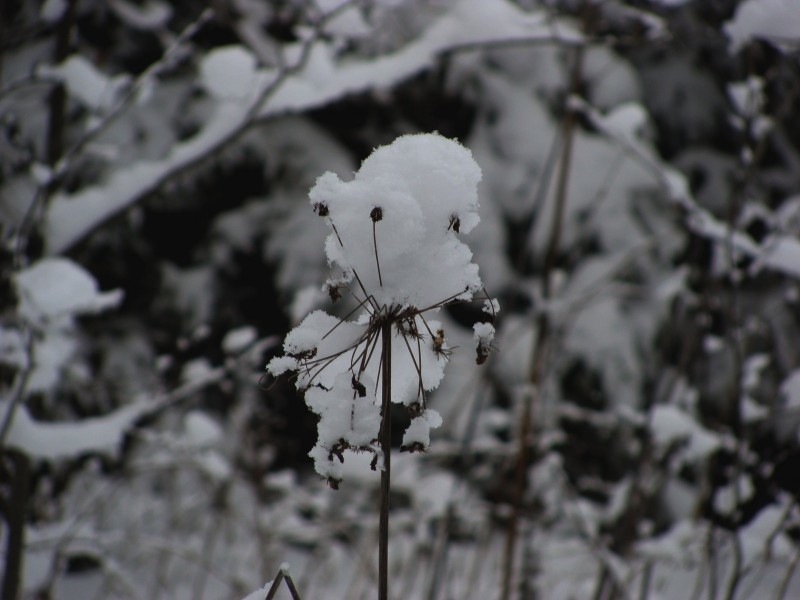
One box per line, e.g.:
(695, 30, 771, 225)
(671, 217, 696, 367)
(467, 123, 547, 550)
(776, 542, 800, 600)
(264, 567, 303, 600)
(357, 326, 383, 378)
(409, 288, 472, 316)
(379, 319, 393, 600)
(399, 326, 426, 402)
(501, 41, 584, 600)
(321, 294, 373, 341)
(283, 573, 302, 600)
(350, 327, 378, 373)
(373, 221, 383, 287)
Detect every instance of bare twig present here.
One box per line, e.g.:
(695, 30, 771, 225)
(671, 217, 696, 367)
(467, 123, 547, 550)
(264, 565, 302, 600)
(501, 40, 584, 600)
(379, 318, 393, 600)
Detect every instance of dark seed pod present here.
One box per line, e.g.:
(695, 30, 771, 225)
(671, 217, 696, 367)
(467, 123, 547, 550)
(351, 375, 367, 397)
(314, 202, 329, 217)
(400, 441, 426, 453)
(326, 281, 343, 302)
(449, 215, 460, 233)
(289, 347, 317, 361)
(476, 344, 489, 365)
(370, 206, 383, 222)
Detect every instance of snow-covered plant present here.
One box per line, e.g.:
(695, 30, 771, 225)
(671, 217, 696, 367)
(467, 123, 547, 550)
(267, 132, 496, 599)
(268, 132, 497, 487)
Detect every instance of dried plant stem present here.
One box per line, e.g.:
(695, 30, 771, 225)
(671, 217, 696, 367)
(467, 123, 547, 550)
(0, 450, 30, 600)
(374, 222, 384, 287)
(264, 566, 302, 600)
(379, 319, 393, 600)
(500, 42, 584, 600)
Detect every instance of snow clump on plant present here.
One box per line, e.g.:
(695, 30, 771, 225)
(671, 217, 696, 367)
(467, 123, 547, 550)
(267, 133, 497, 487)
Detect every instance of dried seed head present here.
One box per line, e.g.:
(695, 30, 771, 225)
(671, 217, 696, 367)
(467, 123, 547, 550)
(448, 214, 460, 233)
(288, 347, 317, 361)
(408, 402, 423, 418)
(370, 206, 383, 222)
(400, 441, 426, 453)
(329, 439, 348, 463)
(432, 328, 452, 358)
(476, 343, 490, 365)
(326, 281, 343, 303)
(351, 375, 367, 398)
(433, 328, 445, 351)
(313, 202, 329, 217)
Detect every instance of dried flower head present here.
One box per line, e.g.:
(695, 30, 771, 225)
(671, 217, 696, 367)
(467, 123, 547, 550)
(267, 133, 498, 484)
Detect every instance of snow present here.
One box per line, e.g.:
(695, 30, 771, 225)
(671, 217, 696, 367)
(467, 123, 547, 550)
(317, 0, 371, 39)
(651, 404, 723, 462)
(305, 373, 382, 479)
(25, 331, 77, 392)
(108, 0, 172, 31)
(14, 258, 123, 328)
(222, 326, 257, 354)
(780, 369, 800, 410)
(483, 298, 500, 315)
(200, 46, 261, 100)
(2, 399, 151, 461)
(44, 0, 581, 254)
(311, 133, 484, 309)
(401, 409, 442, 450)
(473, 322, 495, 341)
(725, 0, 800, 53)
(240, 581, 272, 600)
(37, 55, 129, 113)
(180, 357, 216, 385)
(40, 0, 67, 23)
(183, 411, 222, 446)
(0, 326, 28, 370)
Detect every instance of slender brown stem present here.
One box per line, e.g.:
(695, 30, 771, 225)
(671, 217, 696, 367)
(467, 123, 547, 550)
(264, 568, 303, 600)
(500, 42, 584, 600)
(379, 319, 392, 600)
(373, 221, 383, 287)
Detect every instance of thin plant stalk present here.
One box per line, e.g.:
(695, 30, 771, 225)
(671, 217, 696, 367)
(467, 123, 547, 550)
(264, 566, 302, 600)
(500, 42, 584, 600)
(379, 318, 393, 600)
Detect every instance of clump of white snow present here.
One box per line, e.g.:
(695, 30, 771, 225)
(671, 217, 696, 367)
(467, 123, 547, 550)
(221, 325, 257, 354)
(309, 132, 483, 309)
(267, 133, 497, 484)
(725, 0, 800, 53)
(37, 56, 129, 113)
(14, 258, 124, 328)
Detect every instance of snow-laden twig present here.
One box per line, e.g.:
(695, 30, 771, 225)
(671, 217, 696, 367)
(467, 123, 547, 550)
(44, 0, 583, 255)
